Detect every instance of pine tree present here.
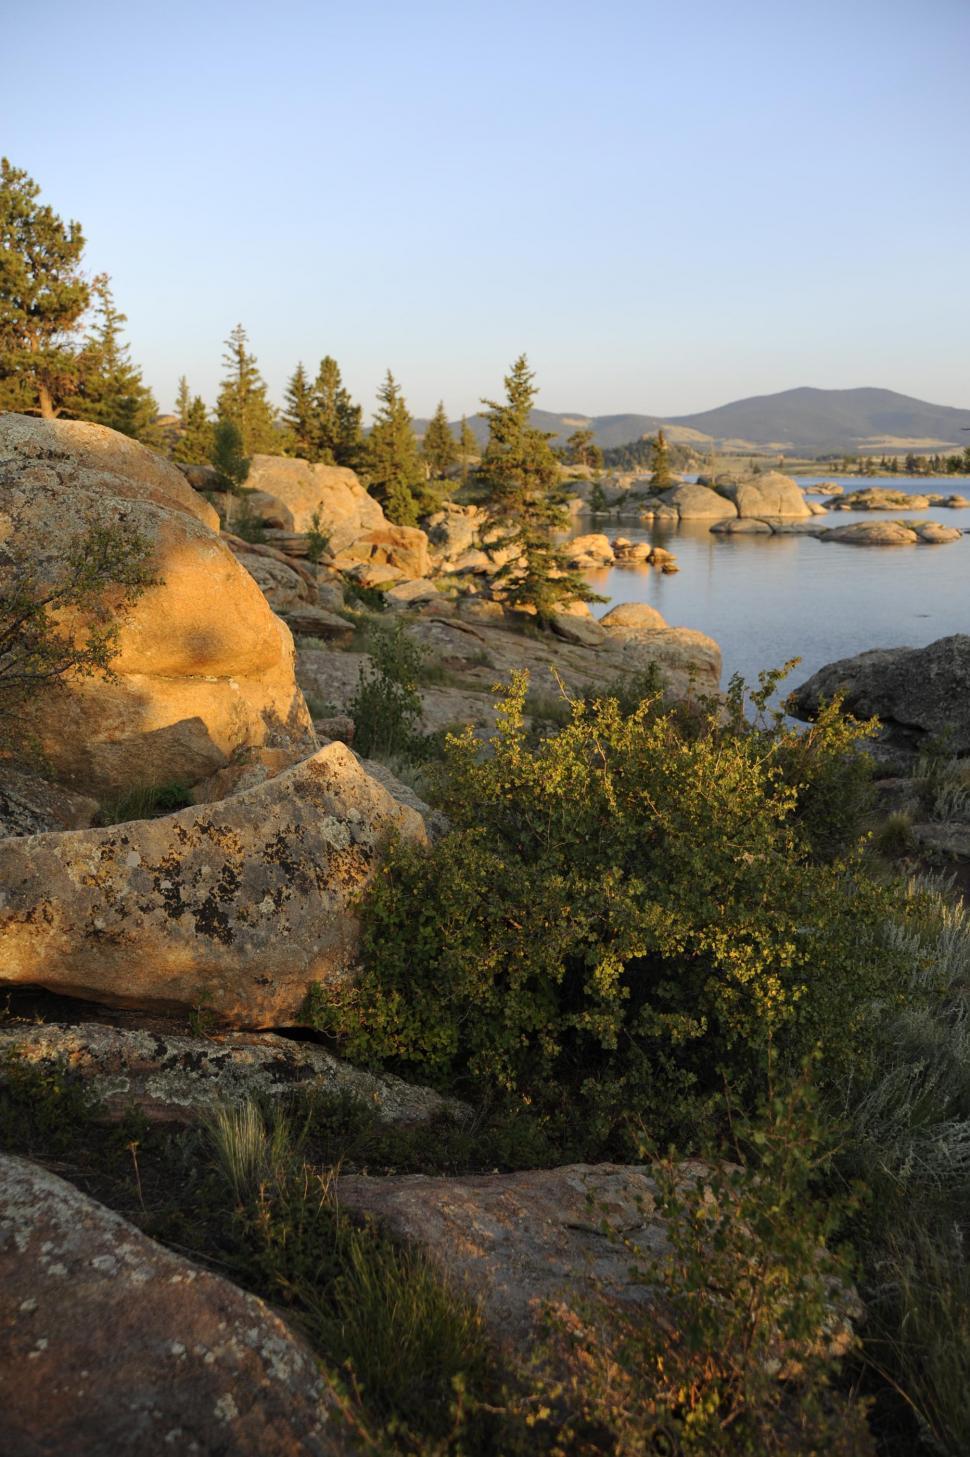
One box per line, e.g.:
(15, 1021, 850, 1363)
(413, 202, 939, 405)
(0, 158, 91, 418)
(172, 393, 213, 465)
(210, 418, 250, 493)
(478, 354, 601, 619)
(216, 324, 278, 455)
(283, 362, 316, 459)
(649, 427, 674, 489)
(312, 355, 362, 466)
(364, 371, 423, 525)
(70, 275, 158, 440)
(175, 375, 192, 428)
(422, 400, 458, 479)
(565, 425, 603, 469)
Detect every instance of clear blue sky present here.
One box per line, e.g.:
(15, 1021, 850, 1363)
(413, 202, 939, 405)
(4, 0, 968, 419)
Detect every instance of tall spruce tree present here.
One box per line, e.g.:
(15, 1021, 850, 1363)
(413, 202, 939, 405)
(283, 362, 316, 459)
(70, 275, 158, 440)
(175, 375, 192, 428)
(313, 355, 362, 466)
(172, 392, 213, 464)
(649, 427, 674, 488)
(216, 324, 278, 454)
(364, 371, 423, 525)
(478, 354, 600, 619)
(0, 158, 91, 418)
(422, 400, 458, 478)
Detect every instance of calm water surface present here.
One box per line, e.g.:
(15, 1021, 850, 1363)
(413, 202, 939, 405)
(576, 477, 970, 697)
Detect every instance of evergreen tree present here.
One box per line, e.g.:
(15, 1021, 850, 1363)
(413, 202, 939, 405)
(565, 425, 603, 469)
(70, 275, 158, 440)
(649, 427, 674, 488)
(216, 324, 278, 454)
(173, 393, 213, 465)
(478, 354, 601, 619)
(283, 362, 316, 459)
(364, 371, 423, 525)
(0, 158, 90, 418)
(422, 400, 458, 478)
(312, 355, 362, 466)
(175, 375, 192, 428)
(210, 418, 250, 493)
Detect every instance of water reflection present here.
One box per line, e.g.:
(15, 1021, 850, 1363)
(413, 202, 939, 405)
(575, 477, 970, 694)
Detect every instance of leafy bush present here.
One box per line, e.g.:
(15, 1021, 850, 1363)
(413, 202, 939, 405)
(0, 521, 156, 746)
(330, 671, 900, 1150)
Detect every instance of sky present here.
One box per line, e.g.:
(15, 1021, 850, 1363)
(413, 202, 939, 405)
(3, 0, 969, 420)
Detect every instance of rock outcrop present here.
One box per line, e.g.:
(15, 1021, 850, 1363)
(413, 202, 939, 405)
(337, 1163, 669, 1348)
(337, 1163, 857, 1366)
(245, 454, 383, 546)
(716, 471, 812, 519)
(0, 414, 220, 532)
(0, 1155, 353, 1456)
(0, 1022, 463, 1124)
(817, 520, 963, 547)
(0, 743, 427, 1026)
(656, 483, 738, 520)
(789, 635, 970, 754)
(0, 767, 98, 839)
(1, 415, 316, 800)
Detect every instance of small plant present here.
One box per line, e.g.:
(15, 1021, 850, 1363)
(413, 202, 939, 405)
(231, 491, 267, 544)
(305, 509, 332, 564)
(96, 779, 191, 825)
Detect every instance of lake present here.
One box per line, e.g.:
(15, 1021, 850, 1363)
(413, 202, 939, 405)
(576, 477, 970, 698)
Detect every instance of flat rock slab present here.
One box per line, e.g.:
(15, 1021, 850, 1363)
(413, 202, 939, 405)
(337, 1163, 669, 1347)
(0, 1022, 465, 1124)
(0, 1154, 355, 1456)
(0, 743, 426, 1027)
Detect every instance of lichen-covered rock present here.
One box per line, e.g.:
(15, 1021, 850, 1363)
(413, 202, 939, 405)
(789, 635, 970, 753)
(0, 1155, 354, 1456)
(0, 743, 427, 1026)
(0, 767, 98, 839)
(0, 413, 219, 531)
(0, 415, 316, 800)
(0, 1022, 464, 1124)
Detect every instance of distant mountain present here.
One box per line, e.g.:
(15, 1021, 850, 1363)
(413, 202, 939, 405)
(416, 387, 970, 458)
(415, 410, 707, 450)
(668, 387, 970, 455)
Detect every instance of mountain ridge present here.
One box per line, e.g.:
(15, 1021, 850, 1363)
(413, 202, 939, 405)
(421, 386, 970, 457)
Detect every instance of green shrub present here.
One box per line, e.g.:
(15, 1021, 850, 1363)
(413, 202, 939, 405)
(0, 521, 156, 747)
(331, 671, 900, 1151)
(525, 1079, 873, 1456)
(349, 620, 430, 762)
